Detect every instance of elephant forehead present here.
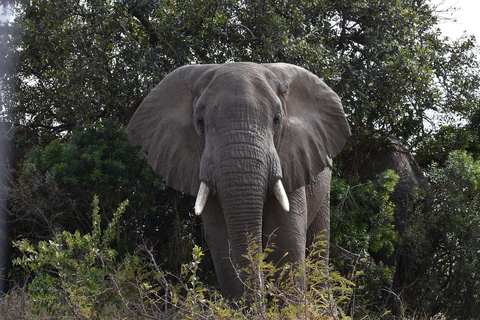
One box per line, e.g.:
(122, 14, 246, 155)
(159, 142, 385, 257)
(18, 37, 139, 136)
(202, 64, 279, 96)
(199, 79, 281, 116)
(215, 62, 268, 75)
(192, 64, 284, 123)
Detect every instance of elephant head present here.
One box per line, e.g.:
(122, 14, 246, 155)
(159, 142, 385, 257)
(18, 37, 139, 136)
(126, 62, 350, 298)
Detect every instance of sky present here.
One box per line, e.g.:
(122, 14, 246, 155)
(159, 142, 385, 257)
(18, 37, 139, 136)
(0, 5, 12, 23)
(430, 0, 480, 41)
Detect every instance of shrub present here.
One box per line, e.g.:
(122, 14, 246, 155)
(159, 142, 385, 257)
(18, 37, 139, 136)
(9, 196, 127, 319)
(402, 151, 480, 318)
(112, 234, 357, 319)
(331, 169, 399, 257)
(7, 120, 200, 275)
(3, 196, 359, 319)
(330, 169, 399, 307)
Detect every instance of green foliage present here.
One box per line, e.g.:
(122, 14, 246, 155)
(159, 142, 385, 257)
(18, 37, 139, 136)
(28, 121, 155, 191)
(402, 151, 480, 318)
(11, 196, 127, 318)
(9, 120, 199, 273)
(330, 169, 399, 306)
(331, 169, 399, 257)
(4, 0, 479, 147)
(417, 124, 480, 167)
(5, 210, 359, 319)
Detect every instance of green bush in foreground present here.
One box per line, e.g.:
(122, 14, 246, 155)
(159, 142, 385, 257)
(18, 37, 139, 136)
(3, 196, 361, 319)
(8, 195, 127, 319)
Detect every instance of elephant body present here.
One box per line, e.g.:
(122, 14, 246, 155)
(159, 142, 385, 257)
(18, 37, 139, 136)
(127, 63, 350, 299)
(202, 169, 332, 297)
(355, 138, 430, 291)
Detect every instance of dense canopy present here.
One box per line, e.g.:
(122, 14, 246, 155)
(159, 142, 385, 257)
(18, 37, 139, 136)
(2, 0, 478, 145)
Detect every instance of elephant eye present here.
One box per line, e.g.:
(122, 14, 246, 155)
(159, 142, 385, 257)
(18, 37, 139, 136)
(197, 118, 205, 135)
(273, 113, 281, 126)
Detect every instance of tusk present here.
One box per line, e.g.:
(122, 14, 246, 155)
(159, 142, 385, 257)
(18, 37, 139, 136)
(195, 182, 210, 216)
(274, 180, 290, 212)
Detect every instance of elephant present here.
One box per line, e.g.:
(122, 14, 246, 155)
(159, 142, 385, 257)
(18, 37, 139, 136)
(126, 62, 350, 299)
(352, 137, 430, 292)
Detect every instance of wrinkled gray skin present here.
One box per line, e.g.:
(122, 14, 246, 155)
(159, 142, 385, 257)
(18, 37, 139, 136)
(127, 63, 350, 299)
(355, 138, 430, 291)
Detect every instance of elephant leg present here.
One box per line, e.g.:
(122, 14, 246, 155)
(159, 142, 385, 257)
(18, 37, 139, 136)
(306, 169, 332, 255)
(263, 187, 308, 283)
(201, 197, 240, 299)
(305, 169, 332, 288)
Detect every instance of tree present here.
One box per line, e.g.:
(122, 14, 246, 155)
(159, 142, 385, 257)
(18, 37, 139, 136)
(3, 0, 478, 146)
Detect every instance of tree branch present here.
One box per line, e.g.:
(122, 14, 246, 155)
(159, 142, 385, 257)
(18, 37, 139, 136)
(128, 7, 159, 47)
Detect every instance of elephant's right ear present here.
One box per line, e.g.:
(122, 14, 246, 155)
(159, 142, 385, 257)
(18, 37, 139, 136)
(126, 65, 215, 196)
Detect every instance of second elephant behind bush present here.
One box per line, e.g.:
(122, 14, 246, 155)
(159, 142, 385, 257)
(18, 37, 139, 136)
(353, 138, 430, 291)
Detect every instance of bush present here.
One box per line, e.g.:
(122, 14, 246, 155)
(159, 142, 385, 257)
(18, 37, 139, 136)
(402, 151, 480, 318)
(3, 197, 360, 319)
(9, 196, 127, 319)
(7, 120, 200, 275)
(331, 169, 399, 258)
(330, 169, 399, 306)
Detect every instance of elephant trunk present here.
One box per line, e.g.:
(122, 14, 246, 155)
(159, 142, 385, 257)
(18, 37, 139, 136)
(218, 174, 265, 296)
(215, 142, 270, 296)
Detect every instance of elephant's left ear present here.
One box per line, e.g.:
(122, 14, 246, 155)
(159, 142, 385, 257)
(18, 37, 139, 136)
(264, 63, 351, 192)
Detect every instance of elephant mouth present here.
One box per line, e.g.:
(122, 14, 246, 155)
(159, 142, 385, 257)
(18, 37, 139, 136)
(194, 179, 289, 216)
